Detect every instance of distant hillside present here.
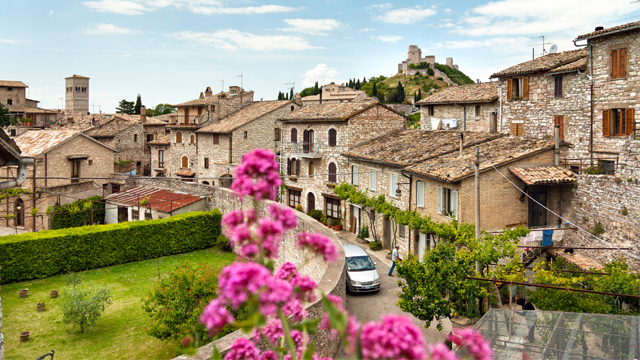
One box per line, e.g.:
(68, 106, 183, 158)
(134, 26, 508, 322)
(434, 63, 475, 86)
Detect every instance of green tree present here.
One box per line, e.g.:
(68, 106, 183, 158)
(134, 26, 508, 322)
(289, 88, 293, 100)
(372, 82, 378, 99)
(427, 68, 435, 76)
(116, 99, 135, 114)
(62, 285, 112, 332)
(363, 77, 367, 84)
(0, 103, 11, 127)
(151, 103, 175, 116)
(394, 81, 405, 103)
(356, 79, 361, 90)
(314, 81, 319, 95)
(417, 89, 422, 101)
(134, 94, 142, 115)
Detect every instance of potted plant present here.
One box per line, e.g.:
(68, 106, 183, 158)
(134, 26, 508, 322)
(332, 218, 342, 231)
(20, 331, 30, 342)
(50, 289, 59, 298)
(37, 302, 46, 312)
(320, 214, 328, 226)
(308, 209, 323, 222)
(19, 288, 28, 298)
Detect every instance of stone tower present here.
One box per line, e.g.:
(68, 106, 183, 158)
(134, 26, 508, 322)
(408, 45, 422, 64)
(65, 75, 90, 114)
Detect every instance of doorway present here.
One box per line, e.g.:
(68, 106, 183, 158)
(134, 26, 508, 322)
(418, 232, 427, 259)
(14, 198, 24, 227)
(118, 206, 128, 223)
(528, 186, 547, 228)
(384, 217, 392, 249)
(351, 205, 361, 235)
(307, 192, 315, 213)
(490, 112, 498, 134)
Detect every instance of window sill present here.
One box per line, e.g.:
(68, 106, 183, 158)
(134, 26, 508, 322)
(288, 177, 297, 181)
(327, 183, 336, 189)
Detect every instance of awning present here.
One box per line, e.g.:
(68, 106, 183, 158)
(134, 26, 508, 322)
(322, 193, 341, 200)
(175, 171, 196, 177)
(67, 154, 90, 160)
(509, 165, 576, 186)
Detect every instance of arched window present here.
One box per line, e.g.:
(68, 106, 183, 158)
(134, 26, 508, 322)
(291, 128, 298, 143)
(15, 198, 24, 227)
(190, 134, 195, 144)
(291, 105, 295, 112)
(288, 158, 299, 176)
(328, 129, 337, 147)
(220, 174, 233, 188)
(328, 162, 337, 183)
(156, 173, 166, 177)
(176, 131, 182, 144)
(309, 161, 314, 178)
(134, 134, 138, 142)
(307, 193, 315, 212)
(202, 181, 210, 185)
(182, 156, 188, 168)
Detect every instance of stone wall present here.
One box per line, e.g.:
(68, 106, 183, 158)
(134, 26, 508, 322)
(124, 178, 346, 359)
(0, 86, 26, 107)
(420, 102, 499, 132)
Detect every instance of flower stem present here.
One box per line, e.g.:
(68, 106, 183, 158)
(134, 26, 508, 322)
(278, 309, 298, 360)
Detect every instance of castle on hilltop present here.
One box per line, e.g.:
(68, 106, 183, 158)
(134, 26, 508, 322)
(398, 45, 458, 75)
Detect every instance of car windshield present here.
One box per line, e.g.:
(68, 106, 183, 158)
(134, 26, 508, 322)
(346, 256, 375, 271)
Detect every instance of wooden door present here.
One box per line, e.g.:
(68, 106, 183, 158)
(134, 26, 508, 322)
(528, 187, 547, 228)
(184, 108, 190, 125)
(384, 218, 391, 249)
(307, 192, 315, 212)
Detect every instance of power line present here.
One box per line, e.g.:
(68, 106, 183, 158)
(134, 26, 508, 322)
(478, 149, 640, 261)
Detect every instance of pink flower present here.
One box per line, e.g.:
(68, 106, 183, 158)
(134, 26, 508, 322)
(224, 338, 260, 360)
(282, 299, 307, 321)
(200, 299, 234, 336)
(259, 278, 293, 317)
(448, 328, 492, 360)
(254, 318, 284, 344)
(256, 218, 284, 258)
(291, 274, 318, 303)
(427, 344, 459, 360)
(258, 351, 278, 360)
(238, 243, 260, 258)
(218, 262, 271, 310)
(227, 223, 251, 246)
(222, 210, 245, 235)
(275, 262, 298, 281)
(297, 232, 339, 263)
(325, 294, 345, 312)
(268, 203, 298, 231)
(355, 314, 425, 360)
(232, 149, 281, 201)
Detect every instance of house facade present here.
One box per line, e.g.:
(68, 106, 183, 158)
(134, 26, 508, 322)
(104, 186, 205, 223)
(1, 80, 63, 127)
(301, 84, 369, 104)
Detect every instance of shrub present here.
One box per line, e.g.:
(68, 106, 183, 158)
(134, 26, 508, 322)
(51, 196, 106, 230)
(0, 210, 222, 284)
(308, 209, 324, 222)
(216, 234, 232, 252)
(437, 77, 443, 81)
(295, 204, 303, 212)
(369, 241, 382, 251)
(592, 221, 605, 236)
(427, 68, 434, 76)
(358, 225, 370, 239)
(142, 263, 244, 342)
(62, 285, 112, 332)
(621, 206, 629, 216)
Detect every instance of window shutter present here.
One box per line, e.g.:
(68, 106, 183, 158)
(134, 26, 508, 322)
(523, 77, 529, 100)
(389, 173, 397, 197)
(287, 159, 291, 175)
(619, 48, 627, 78)
(437, 187, 443, 215)
(507, 79, 513, 101)
(626, 108, 635, 135)
(416, 181, 425, 208)
(328, 129, 336, 147)
(451, 190, 459, 220)
(603, 110, 611, 137)
(612, 49, 619, 78)
(291, 128, 297, 143)
(352, 165, 359, 185)
(370, 169, 377, 191)
(303, 130, 309, 153)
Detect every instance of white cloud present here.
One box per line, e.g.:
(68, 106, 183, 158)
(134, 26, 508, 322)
(455, 0, 639, 36)
(172, 30, 321, 51)
(0, 39, 19, 44)
(83, 0, 299, 15)
(444, 8, 452, 14)
(359, 28, 376, 32)
(431, 36, 532, 54)
(371, 5, 436, 24)
(438, 22, 455, 28)
(373, 35, 403, 43)
(278, 19, 343, 35)
(301, 64, 343, 87)
(48, 10, 54, 15)
(85, 23, 136, 34)
(121, 54, 131, 57)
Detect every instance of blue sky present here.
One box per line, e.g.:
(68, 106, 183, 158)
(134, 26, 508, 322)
(2, 0, 640, 112)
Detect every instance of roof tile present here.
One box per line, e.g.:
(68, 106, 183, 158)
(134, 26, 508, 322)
(198, 101, 292, 133)
(509, 165, 576, 185)
(576, 21, 640, 40)
(280, 100, 387, 122)
(105, 186, 203, 213)
(417, 82, 498, 105)
(0, 80, 28, 88)
(14, 130, 80, 157)
(490, 49, 588, 78)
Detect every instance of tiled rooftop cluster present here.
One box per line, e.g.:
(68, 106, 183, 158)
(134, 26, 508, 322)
(281, 100, 379, 122)
(173, 89, 255, 107)
(14, 130, 80, 157)
(417, 82, 499, 105)
(0, 80, 28, 88)
(575, 20, 640, 40)
(198, 100, 291, 133)
(490, 48, 588, 78)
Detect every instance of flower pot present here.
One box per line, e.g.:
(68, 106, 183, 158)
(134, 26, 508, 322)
(333, 225, 342, 231)
(50, 291, 59, 298)
(20, 333, 29, 342)
(19, 290, 28, 298)
(322, 222, 327, 226)
(37, 304, 45, 312)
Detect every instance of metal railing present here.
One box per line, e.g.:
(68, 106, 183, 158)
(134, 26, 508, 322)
(168, 114, 203, 126)
(285, 141, 317, 154)
(561, 157, 619, 175)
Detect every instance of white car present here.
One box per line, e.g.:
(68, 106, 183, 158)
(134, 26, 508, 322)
(344, 245, 380, 293)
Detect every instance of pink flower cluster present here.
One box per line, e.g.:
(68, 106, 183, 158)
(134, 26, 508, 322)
(358, 314, 426, 360)
(297, 232, 340, 263)
(448, 328, 493, 360)
(231, 148, 281, 201)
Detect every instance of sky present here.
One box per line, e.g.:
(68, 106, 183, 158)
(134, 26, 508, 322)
(2, 0, 640, 112)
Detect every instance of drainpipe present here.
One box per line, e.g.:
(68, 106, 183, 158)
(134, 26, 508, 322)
(0, 158, 34, 190)
(555, 125, 560, 166)
(573, 40, 593, 166)
(459, 133, 464, 157)
(488, 78, 502, 132)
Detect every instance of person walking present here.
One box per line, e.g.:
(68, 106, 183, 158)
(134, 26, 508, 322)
(388, 245, 401, 277)
(515, 297, 536, 342)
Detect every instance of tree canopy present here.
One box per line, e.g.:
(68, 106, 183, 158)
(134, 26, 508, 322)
(134, 94, 142, 115)
(116, 99, 135, 114)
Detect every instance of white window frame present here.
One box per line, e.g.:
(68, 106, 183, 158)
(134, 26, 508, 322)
(351, 165, 359, 185)
(437, 187, 458, 219)
(388, 173, 398, 198)
(416, 181, 425, 208)
(369, 168, 377, 192)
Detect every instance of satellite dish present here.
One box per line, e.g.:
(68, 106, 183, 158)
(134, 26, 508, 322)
(549, 44, 558, 54)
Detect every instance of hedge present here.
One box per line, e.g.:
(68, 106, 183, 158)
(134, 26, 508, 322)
(51, 196, 106, 230)
(0, 210, 222, 284)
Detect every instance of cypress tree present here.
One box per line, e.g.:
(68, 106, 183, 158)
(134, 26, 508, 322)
(289, 88, 293, 100)
(418, 89, 422, 102)
(372, 82, 378, 99)
(314, 82, 319, 95)
(363, 77, 367, 84)
(134, 94, 142, 115)
(356, 79, 361, 90)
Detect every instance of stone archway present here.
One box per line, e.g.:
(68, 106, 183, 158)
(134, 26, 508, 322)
(219, 174, 233, 189)
(307, 192, 316, 213)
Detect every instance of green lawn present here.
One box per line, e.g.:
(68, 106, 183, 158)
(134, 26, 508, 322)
(1, 248, 236, 360)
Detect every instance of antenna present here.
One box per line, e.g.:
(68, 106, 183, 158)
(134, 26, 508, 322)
(549, 44, 558, 54)
(220, 80, 224, 92)
(236, 73, 243, 90)
(285, 82, 295, 93)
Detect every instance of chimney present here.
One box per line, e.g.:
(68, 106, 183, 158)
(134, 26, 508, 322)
(595, 26, 604, 31)
(554, 125, 560, 166)
(477, 79, 480, 84)
(140, 106, 146, 122)
(459, 133, 464, 157)
(319, 89, 323, 104)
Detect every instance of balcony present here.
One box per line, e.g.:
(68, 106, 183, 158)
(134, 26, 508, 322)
(561, 157, 618, 176)
(285, 142, 323, 159)
(167, 114, 203, 127)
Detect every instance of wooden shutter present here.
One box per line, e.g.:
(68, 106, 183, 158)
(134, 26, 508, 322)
(296, 159, 300, 176)
(523, 77, 529, 100)
(213, 134, 219, 144)
(370, 169, 376, 191)
(352, 165, 359, 185)
(303, 130, 309, 153)
(451, 190, 458, 220)
(619, 48, 627, 78)
(612, 49, 619, 78)
(554, 115, 564, 140)
(602, 110, 610, 137)
(437, 187, 443, 215)
(626, 108, 635, 135)
(416, 181, 425, 208)
(274, 128, 280, 141)
(287, 159, 291, 175)
(291, 128, 297, 143)
(328, 129, 336, 147)
(507, 79, 513, 101)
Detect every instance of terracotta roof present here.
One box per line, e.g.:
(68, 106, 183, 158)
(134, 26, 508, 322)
(416, 83, 498, 105)
(175, 171, 196, 177)
(405, 136, 556, 182)
(65, 74, 89, 79)
(302, 90, 366, 102)
(145, 113, 172, 124)
(8, 105, 61, 114)
(14, 130, 80, 157)
(547, 57, 588, 74)
(280, 100, 391, 122)
(344, 130, 503, 167)
(85, 117, 137, 138)
(148, 134, 170, 145)
(490, 49, 588, 78)
(198, 100, 292, 133)
(105, 186, 203, 213)
(509, 165, 576, 185)
(174, 90, 254, 107)
(0, 80, 28, 88)
(576, 21, 640, 40)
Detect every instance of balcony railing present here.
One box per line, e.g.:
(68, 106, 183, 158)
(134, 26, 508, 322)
(168, 114, 205, 126)
(285, 142, 318, 155)
(158, 161, 165, 168)
(561, 157, 619, 176)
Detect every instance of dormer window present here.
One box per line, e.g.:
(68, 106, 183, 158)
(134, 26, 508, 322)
(231, 90, 237, 95)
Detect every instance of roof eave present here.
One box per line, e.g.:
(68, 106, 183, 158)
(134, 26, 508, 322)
(575, 23, 640, 41)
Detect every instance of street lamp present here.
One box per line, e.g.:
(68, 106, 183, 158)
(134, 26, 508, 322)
(395, 182, 410, 197)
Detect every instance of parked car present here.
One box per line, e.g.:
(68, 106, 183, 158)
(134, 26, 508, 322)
(344, 245, 380, 293)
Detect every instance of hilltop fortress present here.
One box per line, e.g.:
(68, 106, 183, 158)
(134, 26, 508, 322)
(398, 45, 459, 75)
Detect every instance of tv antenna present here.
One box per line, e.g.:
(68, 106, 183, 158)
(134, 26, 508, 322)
(220, 79, 224, 92)
(236, 73, 243, 89)
(529, 35, 555, 59)
(285, 82, 295, 93)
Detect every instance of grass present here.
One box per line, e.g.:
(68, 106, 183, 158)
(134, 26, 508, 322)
(1, 248, 236, 360)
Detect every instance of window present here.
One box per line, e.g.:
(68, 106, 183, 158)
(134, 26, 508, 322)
(243, 131, 248, 139)
(190, 134, 195, 144)
(132, 209, 139, 221)
(599, 160, 616, 176)
(287, 158, 299, 176)
(611, 48, 627, 79)
(328, 162, 337, 183)
(303, 129, 314, 153)
(475, 106, 481, 117)
(231, 89, 236, 95)
(197, 107, 202, 116)
(508, 77, 529, 101)
(7, 87, 12, 91)
(603, 109, 634, 137)
(369, 169, 377, 191)
(288, 189, 301, 208)
(7, 99, 12, 105)
(428, 105, 434, 116)
(158, 150, 164, 168)
(10, 129, 16, 136)
(176, 131, 182, 143)
(88, 160, 93, 166)
(181, 156, 188, 168)
(416, 180, 425, 208)
(399, 224, 405, 238)
(554, 115, 564, 140)
(554, 76, 563, 98)
(309, 161, 314, 178)
(204, 157, 209, 169)
(145, 211, 152, 220)
(213, 134, 219, 144)
(291, 128, 298, 143)
(274, 128, 281, 141)
(388, 173, 398, 198)
(71, 160, 80, 183)
(134, 134, 138, 142)
(512, 122, 523, 137)
(147, 134, 154, 143)
(438, 187, 459, 219)
(325, 197, 340, 220)
(328, 129, 337, 147)
(290, 105, 295, 112)
(351, 165, 359, 185)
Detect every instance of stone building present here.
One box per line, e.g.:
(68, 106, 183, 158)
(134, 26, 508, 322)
(397, 45, 458, 76)
(1, 80, 63, 128)
(278, 101, 406, 228)
(301, 84, 369, 104)
(417, 82, 500, 132)
(0, 130, 115, 231)
(104, 186, 205, 223)
(65, 74, 89, 115)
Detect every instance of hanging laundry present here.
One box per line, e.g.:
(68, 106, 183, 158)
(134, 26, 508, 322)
(542, 230, 553, 247)
(430, 118, 441, 130)
(441, 119, 458, 129)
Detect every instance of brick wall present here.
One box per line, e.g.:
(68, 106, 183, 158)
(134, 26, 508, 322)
(0, 86, 26, 107)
